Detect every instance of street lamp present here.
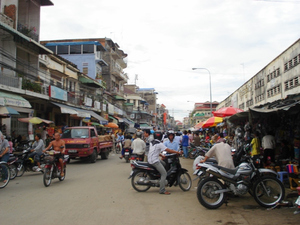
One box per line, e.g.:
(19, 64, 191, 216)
(192, 68, 212, 116)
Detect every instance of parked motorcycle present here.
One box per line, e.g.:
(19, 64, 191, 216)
(189, 145, 209, 159)
(129, 153, 192, 192)
(43, 150, 69, 187)
(194, 146, 284, 209)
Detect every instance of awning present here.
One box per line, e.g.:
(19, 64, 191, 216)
(0, 21, 52, 54)
(115, 95, 126, 101)
(109, 116, 118, 124)
(52, 102, 79, 115)
(249, 101, 300, 114)
(0, 91, 31, 108)
(123, 118, 134, 125)
(114, 116, 124, 122)
(79, 76, 103, 88)
(51, 102, 108, 123)
(89, 111, 108, 124)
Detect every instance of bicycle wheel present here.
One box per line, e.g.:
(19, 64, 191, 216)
(0, 162, 10, 189)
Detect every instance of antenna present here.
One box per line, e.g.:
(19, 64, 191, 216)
(135, 74, 138, 85)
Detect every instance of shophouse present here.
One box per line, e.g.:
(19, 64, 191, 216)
(0, 0, 53, 137)
(41, 38, 128, 123)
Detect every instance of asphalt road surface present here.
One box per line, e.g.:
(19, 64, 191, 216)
(1, 153, 299, 225)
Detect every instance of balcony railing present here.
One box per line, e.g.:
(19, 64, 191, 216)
(17, 23, 39, 42)
(0, 12, 13, 27)
(0, 73, 22, 88)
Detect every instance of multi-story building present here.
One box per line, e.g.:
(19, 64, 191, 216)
(189, 102, 219, 127)
(0, 0, 54, 136)
(41, 38, 128, 120)
(217, 38, 300, 111)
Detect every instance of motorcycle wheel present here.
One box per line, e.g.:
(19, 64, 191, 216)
(9, 163, 17, 180)
(116, 144, 121, 154)
(188, 151, 196, 159)
(131, 171, 151, 192)
(197, 177, 226, 209)
(16, 163, 25, 177)
(43, 168, 52, 187)
(0, 163, 10, 189)
(125, 156, 130, 163)
(253, 176, 285, 208)
(178, 171, 192, 191)
(59, 166, 66, 181)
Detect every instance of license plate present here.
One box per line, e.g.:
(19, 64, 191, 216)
(68, 150, 77, 153)
(125, 152, 130, 155)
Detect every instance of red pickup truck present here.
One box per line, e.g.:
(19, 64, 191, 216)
(61, 126, 113, 163)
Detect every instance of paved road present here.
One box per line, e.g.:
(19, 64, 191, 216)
(1, 153, 299, 225)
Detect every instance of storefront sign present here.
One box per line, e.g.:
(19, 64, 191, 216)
(94, 101, 101, 110)
(84, 97, 93, 107)
(49, 86, 67, 101)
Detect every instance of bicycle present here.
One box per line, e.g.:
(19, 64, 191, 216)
(0, 161, 10, 189)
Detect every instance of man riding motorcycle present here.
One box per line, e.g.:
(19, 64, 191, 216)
(131, 131, 146, 161)
(148, 132, 181, 195)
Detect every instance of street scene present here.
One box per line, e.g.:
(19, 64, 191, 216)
(1, 154, 299, 225)
(1, 0, 300, 225)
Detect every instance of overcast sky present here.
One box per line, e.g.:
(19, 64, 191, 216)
(40, 0, 300, 121)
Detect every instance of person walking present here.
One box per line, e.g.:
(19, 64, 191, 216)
(182, 131, 189, 158)
(193, 132, 201, 147)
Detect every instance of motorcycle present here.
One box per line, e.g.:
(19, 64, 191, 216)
(194, 145, 284, 209)
(43, 150, 69, 187)
(115, 141, 122, 154)
(15, 148, 44, 177)
(295, 186, 300, 214)
(129, 153, 192, 192)
(124, 148, 131, 163)
(7, 154, 19, 180)
(189, 145, 209, 159)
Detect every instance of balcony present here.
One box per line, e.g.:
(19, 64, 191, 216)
(68, 92, 80, 105)
(17, 23, 39, 42)
(0, 73, 21, 88)
(0, 12, 13, 27)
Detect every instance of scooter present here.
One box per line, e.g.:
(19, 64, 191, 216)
(124, 148, 131, 163)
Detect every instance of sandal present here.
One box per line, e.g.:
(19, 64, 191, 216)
(60, 172, 64, 177)
(160, 191, 171, 195)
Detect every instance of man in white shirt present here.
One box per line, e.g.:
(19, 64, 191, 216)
(131, 132, 146, 160)
(262, 132, 276, 164)
(200, 142, 235, 169)
(148, 132, 181, 195)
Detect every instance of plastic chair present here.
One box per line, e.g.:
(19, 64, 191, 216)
(277, 171, 289, 183)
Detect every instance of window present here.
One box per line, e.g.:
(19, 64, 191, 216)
(83, 44, 94, 54)
(70, 45, 81, 54)
(57, 45, 68, 54)
(46, 46, 56, 53)
(284, 63, 288, 71)
(91, 129, 96, 137)
(82, 67, 88, 75)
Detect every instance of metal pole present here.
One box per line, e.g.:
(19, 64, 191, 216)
(192, 68, 212, 116)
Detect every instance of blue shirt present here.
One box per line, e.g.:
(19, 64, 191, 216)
(182, 135, 189, 147)
(164, 140, 179, 151)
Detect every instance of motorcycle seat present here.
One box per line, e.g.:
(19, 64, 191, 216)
(134, 161, 156, 169)
(211, 164, 239, 174)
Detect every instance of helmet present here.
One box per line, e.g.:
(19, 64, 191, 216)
(167, 130, 175, 138)
(153, 131, 163, 141)
(150, 130, 154, 134)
